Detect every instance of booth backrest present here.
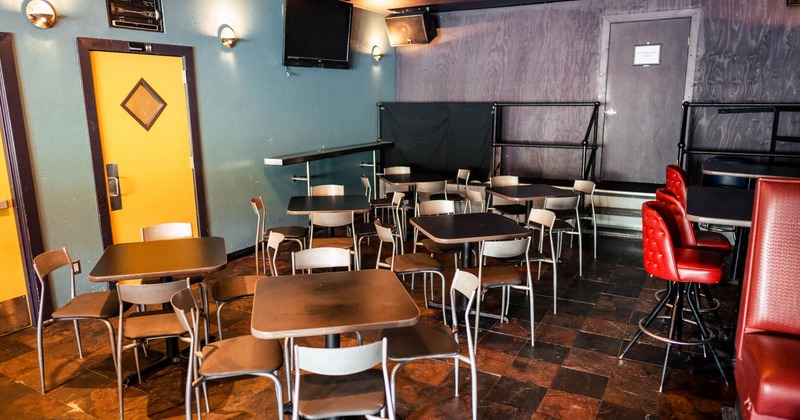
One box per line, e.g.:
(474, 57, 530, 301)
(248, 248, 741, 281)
(736, 178, 800, 355)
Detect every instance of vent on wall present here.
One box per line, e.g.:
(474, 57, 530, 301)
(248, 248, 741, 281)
(385, 12, 437, 46)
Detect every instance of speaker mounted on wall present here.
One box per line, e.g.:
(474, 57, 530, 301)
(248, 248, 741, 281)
(385, 11, 437, 46)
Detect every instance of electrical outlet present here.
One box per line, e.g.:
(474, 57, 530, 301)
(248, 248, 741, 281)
(72, 260, 81, 275)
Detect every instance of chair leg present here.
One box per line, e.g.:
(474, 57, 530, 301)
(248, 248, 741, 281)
(686, 288, 729, 386)
(73, 320, 84, 359)
(216, 300, 226, 341)
(102, 320, 118, 371)
(36, 317, 46, 394)
(620, 282, 674, 359)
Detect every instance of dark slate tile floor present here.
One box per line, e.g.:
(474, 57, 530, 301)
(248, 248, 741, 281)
(0, 231, 739, 419)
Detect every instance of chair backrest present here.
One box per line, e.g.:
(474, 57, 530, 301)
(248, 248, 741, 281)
(449, 269, 479, 355)
(310, 211, 354, 228)
(480, 235, 531, 260)
(654, 188, 696, 248)
(374, 220, 398, 269)
(490, 175, 518, 187)
(543, 195, 579, 213)
(384, 166, 410, 175)
(527, 208, 556, 230)
(736, 178, 800, 355)
(292, 247, 352, 273)
(141, 222, 194, 241)
(573, 180, 596, 211)
(465, 187, 485, 213)
(416, 180, 447, 195)
(33, 248, 75, 301)
(118, 278, 190, 306)
(311, 184, 344, 196)
(266, 231, 285, 276)
(418, 199, 455, 216)
(665, 164, 688, 207)
(641, 201, 681, 282)
(292, 337, 393, 419)
(171, 287, 200, 338)
(360, 175, 371, 197)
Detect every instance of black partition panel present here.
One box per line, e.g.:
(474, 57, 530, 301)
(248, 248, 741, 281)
(379, 102, 493, 180)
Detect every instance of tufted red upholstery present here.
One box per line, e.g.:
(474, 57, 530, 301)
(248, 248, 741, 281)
(735, 178, 800, 419)
(642, 202, 723, 285)
(665, 165, 689, 207)
(656, 188, 732, 254)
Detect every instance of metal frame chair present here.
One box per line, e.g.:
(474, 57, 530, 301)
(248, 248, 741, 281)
(573, 180, 597, 259)
(413, 199, 463, 268)
(544, 195, 583, 276)
(212, 231, 283, 340)
(292, 338, 394, 420)
(381, 269, 479, 419)
(172, 287, 284, 420)
(34, 247, 118, 394)
(251, 196, 307, 274)
(527, 209, 559, 313)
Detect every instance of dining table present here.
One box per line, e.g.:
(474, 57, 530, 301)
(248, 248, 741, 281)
(250, 269, 420, 348)
(410, 212, 530, 268)
(88, 236, 227, 383)
(486, 184, 576, 218)
(286, 194, 371, 215)
(702, 160, 800, 180)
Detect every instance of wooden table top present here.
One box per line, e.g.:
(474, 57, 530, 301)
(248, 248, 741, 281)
(250, 269, 419, 339)
(702, 160, 800, 179)
(286, 195, 371, 215)
(686, 186, 755, 228)
(486, 184, 575, 202)
(88, 236, 227, 282)
(380, 172, 451, 186)
(410, 212, 530, 244)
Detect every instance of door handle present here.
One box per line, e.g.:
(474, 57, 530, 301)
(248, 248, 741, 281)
(106, 163, 123, 211)
(605, 109, 617, 116)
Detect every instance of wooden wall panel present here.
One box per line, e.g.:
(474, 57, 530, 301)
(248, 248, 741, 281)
(397, 0, 800, 182)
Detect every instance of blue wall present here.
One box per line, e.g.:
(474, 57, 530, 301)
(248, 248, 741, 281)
(1, 0, 395, 302)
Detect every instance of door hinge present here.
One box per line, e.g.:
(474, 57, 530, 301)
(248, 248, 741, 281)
(189, 156, 194, 170)
(182, 70, 187, 85)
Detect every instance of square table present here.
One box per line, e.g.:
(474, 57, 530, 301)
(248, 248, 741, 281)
(486, 184, 576, 218)
(286, 194, 371, 215)
(410, 212, 530, 267)
(702, 160, 800, 180)
(251, 269, 419, 348)
(89, 236, 227, 381)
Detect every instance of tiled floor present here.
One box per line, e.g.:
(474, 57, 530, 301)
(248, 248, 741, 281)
(0, 230, 739, 419)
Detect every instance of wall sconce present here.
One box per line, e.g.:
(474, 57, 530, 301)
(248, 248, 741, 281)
(26, 0, 57, 29)
(219, 25, 238, 48)
(372, 45, 383, 62)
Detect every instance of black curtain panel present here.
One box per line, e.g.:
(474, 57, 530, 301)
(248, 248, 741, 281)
(380, 102, 493, 180)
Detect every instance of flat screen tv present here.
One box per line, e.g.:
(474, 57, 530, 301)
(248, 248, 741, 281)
(283, 0, 353, 69)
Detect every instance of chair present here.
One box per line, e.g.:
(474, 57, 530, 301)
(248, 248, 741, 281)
(412, 180, 448, 216)
(251, 196, 307, 274)
(211, 231, 283, 340)
(655, 188, 732, 255)
(34, 248, 119, 394)
(413, 199, 463, 268)
(467, 235, 534, 345)
(308, 212, 358, 268)
(544, 194, 583, 276)
(665, 164, 688, 207)
(380, 165, 411, 199)
(292, 337, 394, 420)
(361, 174, 393, 221)
(171, 287, 284, 420)
(310, 184, 345, 197)
(618, 201, 727, 392)
(292, 247, 352, 274)
(465, 186, 486, 214)
(374, 220, 447, 322)
(734, 178, 800, 419)
(526, 209, 559, 313)
(116, 279, 191, 418)
(381, 269, 479, 419)
(431, 169, 470, 210)
(573, 180, 597, 259)
(488, 175, 528, 223)
(141, 222, 211, 342)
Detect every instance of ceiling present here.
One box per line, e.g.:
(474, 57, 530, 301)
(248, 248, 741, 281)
(347, 0, 577, 15)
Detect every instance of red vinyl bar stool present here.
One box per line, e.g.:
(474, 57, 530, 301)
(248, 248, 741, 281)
(665, 164, 689, 207)
(619, 201, 728, 392)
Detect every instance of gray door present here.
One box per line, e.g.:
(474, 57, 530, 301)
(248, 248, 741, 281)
(600, 18, 691, 184)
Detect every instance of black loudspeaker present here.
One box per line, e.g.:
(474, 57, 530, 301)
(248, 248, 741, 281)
(385, 12, 437, 46)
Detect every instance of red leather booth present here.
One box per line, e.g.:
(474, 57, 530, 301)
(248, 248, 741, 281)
(735, 178, 800, 419)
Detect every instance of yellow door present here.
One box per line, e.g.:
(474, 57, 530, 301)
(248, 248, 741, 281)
(0, 123, 31, 332)
(90, 51, 198, 243)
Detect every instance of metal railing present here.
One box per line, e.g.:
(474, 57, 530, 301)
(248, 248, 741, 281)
(492, 101, 601, 181)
